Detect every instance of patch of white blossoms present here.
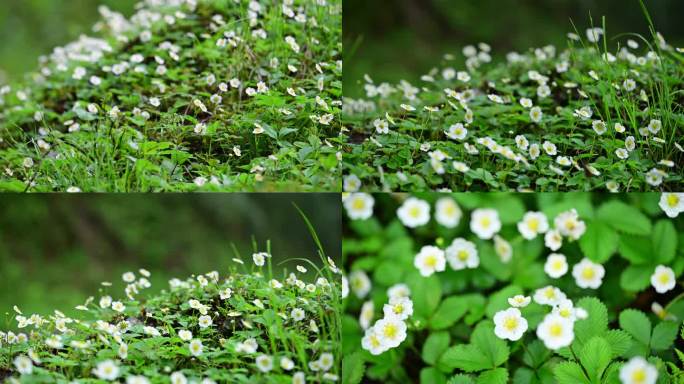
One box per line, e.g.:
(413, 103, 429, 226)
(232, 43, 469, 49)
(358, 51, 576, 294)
(361, 284, 412, 355)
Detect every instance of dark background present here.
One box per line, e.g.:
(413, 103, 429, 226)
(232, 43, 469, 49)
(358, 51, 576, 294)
(0, 194, 341, 324)
(344, 0, 684, 97)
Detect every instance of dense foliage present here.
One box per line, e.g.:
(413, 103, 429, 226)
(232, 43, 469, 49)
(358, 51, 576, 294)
(342, 26, 683, 192)
(0, 252, 342, 383)
(341, 192, 684, 384)
(0, 0, 342, 192)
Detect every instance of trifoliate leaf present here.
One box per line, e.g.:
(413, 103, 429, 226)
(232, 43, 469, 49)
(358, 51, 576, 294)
(439, 344, 492, 373)
(553, 361, 590, 384)
(579, 220, 617, 263)
(619, 265, 652, 292)
(604, 329, 633, 358)
(574, 297, 608, 346)
(651, 321, 679, 350)
(422, 331, 451, 366)
(578, 336, 613, 382)
(619, 309, 651, 346)
(430, 296, 469, 330)
(597, 200, 652, 235)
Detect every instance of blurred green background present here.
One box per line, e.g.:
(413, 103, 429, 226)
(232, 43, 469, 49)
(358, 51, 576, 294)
(344, 0, 684, 97)
(0, 0, 137, 83)
(0, 194, 341, 327)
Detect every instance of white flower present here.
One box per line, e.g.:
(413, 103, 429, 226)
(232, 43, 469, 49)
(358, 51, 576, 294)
(529, 143, 541, 159)
(533, 285, 567, 306)
(253, 252, 267, 266)
(536, 313, 574, 350)
(189, 339, 203, 356)
(493, 308, 528, 341)
(592, 120, 607, 135)
(651, 265, 676, 293)
(544, 254, 568, 278)
(14, 355, 33, 375)
(343, 174, 361, 192)
(414, 245, 446, 276)
(494, 235, 513, 263)
(517, 211, 549, 240)
(445, 123, 468, 140)
(178, 330, 192, 341)
(435, 197, 462, 228)
(342, 276, 349, 299)
(586, 27, 604, 43)
(615, 123, 626, 133)
(383, 296, 413, 321)
(291, 308, 305, 322)
(198, 315, 213, 328)
(530, 106, 543, 123)
(542, 141, 557, 156)
(344, 193, 374, 220)
(616, 148, 629, 159)
(623, 79, 636, 91)
(111, 301, 125, 312)
(647, 119, 662, 134)
(127, 376, 151, 384)
(123, 272, 136, 283)
(349, 270, 371, 298)
(93, 360, 120, 381)
(619, 356, 658, 384)
(280, 357, 295, 371)
(544, 229, 563, 251)
(572, 258, 605, 289)
(99, 296, 112, 308)
(508, 295, 531, 308)
(397, 197, 430, 228)
(318, 353, 334, 372)
(470, 208, 501, 239)
(374, 317, 407, 349)
(520, 98, 533, 108)
(171, 372, 187, 384)
(118, 343, 128, 359)
(256, 355, 274, 372)
(361, 327, 386, 355)
(293, 371, 306, 384)
(554, 209, 586, 240)
(237, 338, 258, 354)
(359, 301, 374, 330)
(45, 335, 63, 349)
(659, 193, 684, 218)
(387, 284, 411, 299)
(515, 135, 529, 150)
(373, 119, 389, 134)
(553, 299, 586, 321)
(445, 238, 479, 270)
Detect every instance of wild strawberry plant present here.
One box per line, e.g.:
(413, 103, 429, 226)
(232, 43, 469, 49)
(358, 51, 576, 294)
(0, 251, 342, 383)
(341, 15, 683, 192)
(341, 192, 684, 384)
(0, 0, 342, 192)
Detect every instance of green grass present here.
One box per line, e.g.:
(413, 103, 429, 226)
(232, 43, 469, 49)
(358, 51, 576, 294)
(0, 249, 342, 383)
(0, 0, 342, 192)
(342, 22, 683, 191)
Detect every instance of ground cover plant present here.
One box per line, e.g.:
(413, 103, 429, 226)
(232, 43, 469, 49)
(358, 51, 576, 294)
(342, 8, 683, 191)
(0, 247, 342, 383)
(0, 0, 342, 192)
(341, 192, 684, 383)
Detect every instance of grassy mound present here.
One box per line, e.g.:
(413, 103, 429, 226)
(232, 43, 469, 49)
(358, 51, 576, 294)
(342, 26, 683, 192)
(0, 0, 342, 192)
(0, 255, 341, 383)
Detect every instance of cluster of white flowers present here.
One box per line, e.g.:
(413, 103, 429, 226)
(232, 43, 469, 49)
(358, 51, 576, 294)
(361, 284, 412, 355)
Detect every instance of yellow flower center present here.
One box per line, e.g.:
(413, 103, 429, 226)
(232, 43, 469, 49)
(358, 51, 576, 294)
(393, 304, 404, 314)
(444, 204, 455, 215)
(370, 335, 381, 347)
(528, 218, 539, 231)
(383, 323, 397, 339)
(631, 368, 646, 383)
(409, 206, 421, 218)
(458, 250, 469, 261)
(565, 219, 576, 231)
(480, 217, 491, 228)
(552, 260, 564, 271)
(352, 198, 365, 210)
(424, 255, 437, 268)
(559, 308, 571, 318)
(582, 267, 595, 280)
(504, 317, 518, 331)
(658, 273, 670, 284)
(667, 194, 679, 207)
(544, 288, 556, 299)
(549, 323, 563, 337)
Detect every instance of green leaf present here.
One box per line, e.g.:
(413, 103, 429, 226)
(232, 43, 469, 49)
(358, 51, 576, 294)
(618, 236, 652, 264)
(619, 265, 653, 292)
(578, 337, 612, 383)
(447, 374, 475, 384)
(619, 309, 652, 346)
(342, 352, 365, 384)
(574, 297, 608, 346)
(652, 219, 677, 264)
(430, 296, 469, 330)
(421, 367, 447, 384)
(521, 340, 552, 369)
(597, 200, 651, 235)
(604, 329, 633, 358)
(423, 331, 451, 365)
(476, 368, 508, 384)
(579, 220, 617, 263)
(651, 321, 679, 350)
(485, 285, 523, 318)
(439, 344, 492, 373)
(408, 273, 443, 320)
(554, 361, 590, 384)
(471, 321, 509, 369)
